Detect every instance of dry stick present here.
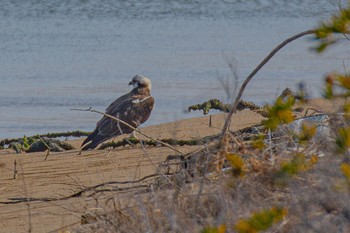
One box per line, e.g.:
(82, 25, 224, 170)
(221, 52, 239, 101)
(13, 159, 17, 179)
(2, 173, 159, 204)
(37, 135, 52, 161)
(268, 128, 274, 165)
(71, 108, 183, 155)
(221, 29, 316, 135)
(139, 140, 174, 185)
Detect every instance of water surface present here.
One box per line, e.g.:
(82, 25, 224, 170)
(0, 0, 349, 139)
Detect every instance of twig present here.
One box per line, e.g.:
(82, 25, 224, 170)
(13, 159, 17, 180)
(36, 135, 52, 161)
(221, 52, 239, 102)
(268, 129, 274, 165)
(343, 60, 349, 77)
(140, 140, 174, 185)
(0, 173, 159, 204)
(304, 107, 323, 117)
(71, 108, 183, 155)
(221, 30, 316, 135)
(194, 164, 209, 212)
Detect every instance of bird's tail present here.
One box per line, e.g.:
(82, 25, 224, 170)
(81, 130, 107, 150)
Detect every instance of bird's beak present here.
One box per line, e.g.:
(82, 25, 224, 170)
(129, 80, 139, 89)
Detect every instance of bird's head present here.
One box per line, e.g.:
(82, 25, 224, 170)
(129, 75, 152, 91)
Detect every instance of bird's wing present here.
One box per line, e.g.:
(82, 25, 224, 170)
(129, 94, 155, 125)
(81, 93, 154, 149)
(105, 91, 132, 113)
(100, 94, 154, 135)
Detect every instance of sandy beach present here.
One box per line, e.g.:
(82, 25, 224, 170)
(0, 98, 343, 233)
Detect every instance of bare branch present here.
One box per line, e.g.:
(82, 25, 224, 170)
(221, 29, 316, 135)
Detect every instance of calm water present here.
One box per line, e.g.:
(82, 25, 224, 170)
(0, 0, 349, 139)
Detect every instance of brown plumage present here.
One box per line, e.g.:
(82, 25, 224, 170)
(81, 75, 154, 150)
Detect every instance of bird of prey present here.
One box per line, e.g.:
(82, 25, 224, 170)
(81, 75, 154, 150)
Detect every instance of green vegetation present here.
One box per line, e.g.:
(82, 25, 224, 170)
(313, 5, 350, 52)
(226, 153, 246, 177)
(201, 225, 226, 233)
(234, 207, 287, 233)
(262, 96, 295, 130)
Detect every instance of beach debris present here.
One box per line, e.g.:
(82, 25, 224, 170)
(26, 137, 74, 153)
(9, 142, 24, 153)
(0, 130, 90, 149)
(1, 131, 88, 154)
(188, 88, 308, 117)
(7, 136, 74, 154)
(287, 114, 330, 140)
(273, 114, 333, 153)
(188, 98, 263, 115)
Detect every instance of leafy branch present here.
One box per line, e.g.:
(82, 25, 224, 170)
(313, 5, 350, 52)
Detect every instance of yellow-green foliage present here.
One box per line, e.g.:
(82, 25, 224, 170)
(337, 74, 350, 90)
(234, 207, 287, 233)
(296, 123, 317, 145)
(22, 135, 31, 151)
(201, 224, 227, 233)
(226, 153, 245, 177)
(341, 162, 350, 184)
(323, 73, 350, 99)
(314, 3, 350, 52)
(274, 154, 318, 186)
(336, 126, 350, 153)
(251, 134, 266, 151)
(324, 75, 334, 99)
(281, 154, 306, 175)
(343, 102, 350, 119)
(263, 96, 295, 130)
